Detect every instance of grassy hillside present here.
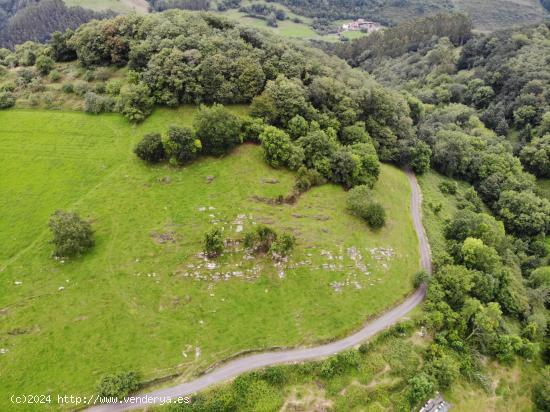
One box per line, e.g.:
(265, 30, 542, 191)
(0, 108, 420, 408)
(453, 0, 545, 31)
(65, 0, 149, 13)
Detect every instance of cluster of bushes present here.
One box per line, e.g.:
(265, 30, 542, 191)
(347, 185, 386, 229)
(203, 224, 295, 261)
(48, 210, 94, 258)
(134, 104, 239, 164)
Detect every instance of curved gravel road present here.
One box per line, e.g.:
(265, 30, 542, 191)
(87, 170, 431, 412)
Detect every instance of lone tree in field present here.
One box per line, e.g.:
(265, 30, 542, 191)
(49, 210, 94, 257)
(203, 227, 224, 258)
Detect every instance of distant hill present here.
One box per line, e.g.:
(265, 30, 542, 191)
(66, 0, 548, 32)
(0, 0, 113, 48)
(216, 0, 546, 31)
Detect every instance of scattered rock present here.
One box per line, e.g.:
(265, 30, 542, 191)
(0, 348, 8, 354)
(158, 176, 172, 184)
(206, 175, 215, 183)
(263, 178, 279, 184)
(7, 328, 27, 336)
(14, 281, 22, 286)
(58, 286, 65, 291)
(150, 231, 177, 244)
(195, 347, 201, 358)
(313, 215, 330, 221)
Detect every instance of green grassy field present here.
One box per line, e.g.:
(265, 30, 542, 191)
(65, 0, 149, 13)
(0, 108, 419, 409)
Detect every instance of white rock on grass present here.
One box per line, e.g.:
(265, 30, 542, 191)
(14, 281, 22, 286)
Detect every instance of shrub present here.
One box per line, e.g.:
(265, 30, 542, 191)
(293, 166, 325, 194)
(438, 180, 458, 195)
(35, 55, 54, 75)
(407, 373, 435, 407)
(358, 342, 370, 354)
(106, 80, 123, 96)
(49, 210, 94, 257)
(84, 92, 114, 114)
(94, 82, 106, 94)
(165, 126, 201, 164)
(364, 202, 386, 229)
(260, 125, 303, 170)
(95, 68, 111, 81)
(116, 83, 154, 123)
(194, 104, 242, 155)
(96, 371, 139, 400)
(260, 366, 288, 386)
(0, 91, 15, 109)
(134, 133, 165, 163)
(414, 270, 431, 287)
(244, 225, 277, 253)
(204, 228, 224, 258)
(270, 233, 296, 258)
(48, 70, 61, 82)
(62, 83, 74, 94)
(340, 122, 371, 145)
(73, 81, 90, 96)
(347, 185, 371, 218)
(241, 117, 266, 143)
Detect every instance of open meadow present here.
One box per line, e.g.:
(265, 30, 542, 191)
(0, 108, 419, 408)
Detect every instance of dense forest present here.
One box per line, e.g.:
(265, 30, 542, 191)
(0, 0, 112, 48)
(322, 17, 550, 407)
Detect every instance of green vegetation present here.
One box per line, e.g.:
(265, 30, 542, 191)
(0, 108, 419, 405)
(203, 227, 224, 258)
(96, 371, 140, 400)
(48, 210, 94, 257)
(1, 7, 549, 410)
